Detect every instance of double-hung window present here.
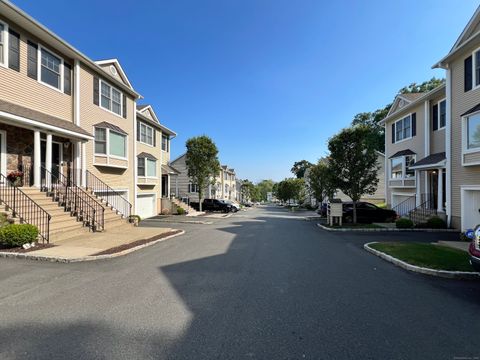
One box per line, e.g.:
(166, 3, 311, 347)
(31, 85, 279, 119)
(467, 113, 480, 150)
(188, 183, 198, 193)
(40, 47, 62, 90)
(475, 49, 480, 87)
(439, 100, 446, 129)
(100, 80, 122, 116)
(0, 22, 7, 66)
(140, 123, 154, 146)
(137, 156, 156, 177)
(390, 156, 416, 180)
(94, 127, 127, 159)
(394, 115, 412, 142)
(161, 134, 169, 151)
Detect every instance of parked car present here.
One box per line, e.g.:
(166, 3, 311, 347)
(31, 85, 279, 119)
(223, 200, 240, 212)
(202, 199, 233, 213)
(316, 203, 328, 217)
(468, 230, 480, 272)
(342, 202, 397, 224)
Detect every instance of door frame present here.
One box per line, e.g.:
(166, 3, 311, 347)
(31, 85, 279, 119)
(0, 130, 6, 176)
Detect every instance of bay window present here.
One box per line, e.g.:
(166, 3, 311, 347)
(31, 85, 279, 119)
(467, 113, 480, 150)
(390, 155, 416, 180)
(94, 127, 127, 159)
(138, 157, 145, 176)
(137, 156, 157, 178)
(100, 80, 122, 116)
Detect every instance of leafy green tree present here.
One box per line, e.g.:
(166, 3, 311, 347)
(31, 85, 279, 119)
(276, 178, 304, 204)
(398, 77, 445, 94)
(291, 160, 313, 179)
(240, 179, 255, 202)
(185, 136, 221, 211)
(255, 180, 275, 201)
(328, 126, 379, 223)
(306, 159, 336, 204)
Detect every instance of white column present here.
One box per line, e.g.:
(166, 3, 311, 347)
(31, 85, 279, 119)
(45, 133, 52, 187)
(81, 142, 86, 187)
(74, 141, 81, 185)
(438, 169, 444, 213)
(33, 130, 41, 188)
(167, 175, 171, 199)
(415, 171, 421, 207)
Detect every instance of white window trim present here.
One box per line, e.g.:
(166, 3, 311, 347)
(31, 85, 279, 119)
(139, 123, 155, 147)
(188, 183, 199, 193)
(99, 79, 123, 118)
(462, 110, 480, 167)
(0, 20, 9, 69)
(393, 114, 413, 143)
(434, 98, 447, 131)
(137, 156, 158, 179)
(93, 127, 128, 161)
(161, 134, 169, 152)
(473, 47, 480, 90)
(38, 44, 64, 93)
(388, 155, 416, 183)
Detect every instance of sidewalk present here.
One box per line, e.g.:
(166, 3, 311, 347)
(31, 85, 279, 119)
(0, 224, 183, 262)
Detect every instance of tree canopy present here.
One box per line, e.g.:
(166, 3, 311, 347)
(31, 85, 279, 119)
(185, 135, 221, 211)
(291, 160, 313, 179)
(306, 159, 337, 204)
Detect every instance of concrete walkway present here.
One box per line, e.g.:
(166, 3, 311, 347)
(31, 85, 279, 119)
(24, 224, 177, 259)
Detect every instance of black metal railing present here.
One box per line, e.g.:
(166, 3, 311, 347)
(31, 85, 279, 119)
(0, 173, 51, 243)
(409, 193, 437, 224)
(41, 167, 105, 232)
(392, 195, 416, 217)
(86, 170, 132, 220)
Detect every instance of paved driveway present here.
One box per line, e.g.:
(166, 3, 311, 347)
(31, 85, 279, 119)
(0, 206, 478, 359)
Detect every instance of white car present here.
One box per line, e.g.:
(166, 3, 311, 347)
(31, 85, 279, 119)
(223, 200, 240, 212)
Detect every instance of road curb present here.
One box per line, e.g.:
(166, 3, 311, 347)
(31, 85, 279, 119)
(317, 223, 458, 233)
(364, 242, 480, 280)
(0, 230, 186, 263)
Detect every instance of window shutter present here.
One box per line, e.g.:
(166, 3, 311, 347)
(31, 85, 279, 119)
(8, 29, 20, 72)
(411, 113, 417, 136)
(93, 76, 99, 105)
(153, 130, 156, 147)
(27, 41, 38, 79)
(64, 62, 72, 95)
(391, 123, 395, 143)
(465, 55, 473, 92)
(432, 104, 438, 131)
(136, 121, 140, 141)
(122, 94, 127, 118)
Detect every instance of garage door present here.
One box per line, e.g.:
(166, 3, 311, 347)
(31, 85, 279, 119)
(136, 194, 156, 219)
(462, 189, 480, 231)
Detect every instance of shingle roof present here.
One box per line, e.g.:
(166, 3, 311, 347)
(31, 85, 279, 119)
(137, 152, 157, 160)
(93, 121, 128, 135)
(389, 149, 416, 159)
(136, 104, 149, 111)
(399, 93, 425, 102)
(461, 103, 480, 117)
(0, 99, 92, 138)
(162, 164, 180, 174)
(410, 152, 446, 168)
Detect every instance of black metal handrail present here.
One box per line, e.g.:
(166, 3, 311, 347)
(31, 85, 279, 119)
(409, 193, 437, 224)
(392, 195, 416, 217)
(0, 173, 51, 243)
(86, 170, 132, 219)
(41, 167, 104, 232)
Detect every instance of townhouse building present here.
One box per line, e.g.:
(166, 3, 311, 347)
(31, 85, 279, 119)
(434, 6, 480, 230)
(0, 1, 176, 241)
(171, 154, 237, 203)
(381, 86, 447, 220)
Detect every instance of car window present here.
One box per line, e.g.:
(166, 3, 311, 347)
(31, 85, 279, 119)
(364, 203, 377, 210)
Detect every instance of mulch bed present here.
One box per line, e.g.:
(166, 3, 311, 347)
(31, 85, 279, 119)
(0, 243, 56, 253)
(92, 229, 183, 256)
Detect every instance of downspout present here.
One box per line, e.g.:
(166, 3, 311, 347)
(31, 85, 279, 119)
(445, 67, 452, 227)
(133, 109, 138, 216)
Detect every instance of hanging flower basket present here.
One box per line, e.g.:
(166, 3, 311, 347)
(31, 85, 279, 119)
(7, 171, 24, 187)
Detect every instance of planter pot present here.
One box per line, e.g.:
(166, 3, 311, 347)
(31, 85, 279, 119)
(10, 178, 24, 187)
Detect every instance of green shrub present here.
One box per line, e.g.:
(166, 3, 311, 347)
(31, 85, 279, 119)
(0, 224, 39, 247)
(177, 207, 186, 215)
(129, 215, 141, 225)
(425, 216, 447, 229)
(396, 218, 414, 229)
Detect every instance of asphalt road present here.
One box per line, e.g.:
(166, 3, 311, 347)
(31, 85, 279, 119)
(0, 206, 479, 360)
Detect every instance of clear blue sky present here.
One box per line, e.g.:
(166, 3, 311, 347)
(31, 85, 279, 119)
(12, 0, 479, 182)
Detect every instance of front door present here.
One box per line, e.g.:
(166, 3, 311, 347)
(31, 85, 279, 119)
(41, 141, 61, 179)
(428, 171, 438, 210)
(161, 175, 168, 197)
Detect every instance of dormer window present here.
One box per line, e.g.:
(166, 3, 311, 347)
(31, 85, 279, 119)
(100, 80, 122, 116)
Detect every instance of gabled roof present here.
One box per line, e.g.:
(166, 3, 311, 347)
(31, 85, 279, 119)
(136, 104, 160, 123)
(0, 1, 141, 99)
(389, 149, 416, 159)
(409, 152, 446, 169)
(461, 102, 480, 117)
(434, 6, 480, 68)
(380, 84, 446, 125)
(93, 121, 128, 135)
(387, 93, 425, 117)
(95, 59, 133, 89)
(136, 112, 177, 137)
(137, 152, 158, 160)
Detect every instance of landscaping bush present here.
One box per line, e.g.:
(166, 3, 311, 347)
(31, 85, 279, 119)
(425, 216, 447, 229)
(129, 215, 141, 225)
(177, 207, 186, 215)
(0, 224, 38, 247)
(396, 218, 414, 229)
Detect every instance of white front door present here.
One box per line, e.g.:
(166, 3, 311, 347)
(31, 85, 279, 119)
(461, 188, 480, 231)
(136, 194, 156, 219)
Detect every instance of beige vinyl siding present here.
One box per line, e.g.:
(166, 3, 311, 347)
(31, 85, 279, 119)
(98, 63, 129, 87)
(430, 92, 447, 154)
(0, 15, 73, 121)
(161, 147, 170, 165)
(464, 151, 480, 164)
(450, 43, 480, 229)
(79, 64, 136, 205)
(171, 155, 206, 202)
(384, 103, 425, 207)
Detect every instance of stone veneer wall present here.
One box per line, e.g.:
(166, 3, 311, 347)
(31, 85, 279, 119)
(0, 124, 34, 175)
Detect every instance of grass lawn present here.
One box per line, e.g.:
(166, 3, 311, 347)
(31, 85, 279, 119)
(325, 223, 383, 229)
(369, 242, 474, 272)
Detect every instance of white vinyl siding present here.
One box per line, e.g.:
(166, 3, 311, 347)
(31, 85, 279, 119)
(100, 80, 123, 116)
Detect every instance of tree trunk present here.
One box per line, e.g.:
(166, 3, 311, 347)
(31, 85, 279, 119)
(199, 189, 203, 212)
(353, 200, 357, 224)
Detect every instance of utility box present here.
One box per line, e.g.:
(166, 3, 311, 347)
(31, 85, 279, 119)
(328, 199, 343, 226)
